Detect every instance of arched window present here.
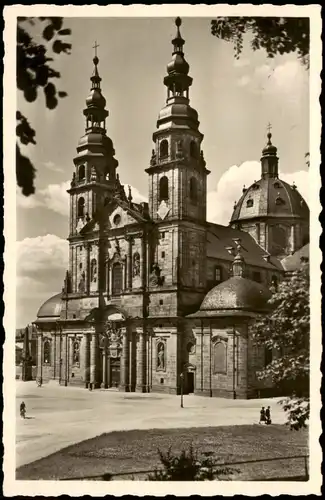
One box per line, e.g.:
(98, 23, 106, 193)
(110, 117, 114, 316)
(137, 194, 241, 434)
(246, 199, 254, 208)
(112, 262, 123, 296)
(215, 266, 222, 284)
(43, 340, 51, 365)
(90, 258, 97, 283)
(159, 176, 169, 202)
(189, 177, 198, 204)
(190, 140, 198, 159)
(213, 342, 227, 374)
(78, 164, 86, 181)
(160, 139, 169, 159)
(77, 197, 85, 217)
(73, 341, 80, 365)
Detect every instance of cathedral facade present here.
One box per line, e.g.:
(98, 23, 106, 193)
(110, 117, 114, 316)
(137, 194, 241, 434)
(34, 18, 309, 399)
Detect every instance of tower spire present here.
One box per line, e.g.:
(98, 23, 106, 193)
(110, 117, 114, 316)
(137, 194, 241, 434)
(260, 124, 279, 179)
(164, 17, 193, 101)
(83, 44, 108, 132)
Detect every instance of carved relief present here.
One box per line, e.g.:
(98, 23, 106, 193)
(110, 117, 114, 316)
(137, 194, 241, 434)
(73, 340, 80, 366)
(105, 321, 123, 358)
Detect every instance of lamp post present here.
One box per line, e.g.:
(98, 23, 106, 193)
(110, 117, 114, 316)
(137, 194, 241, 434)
(180, 372, 184, 408)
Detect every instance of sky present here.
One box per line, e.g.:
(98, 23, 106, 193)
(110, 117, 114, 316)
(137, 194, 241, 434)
(16, 16, 310, 327)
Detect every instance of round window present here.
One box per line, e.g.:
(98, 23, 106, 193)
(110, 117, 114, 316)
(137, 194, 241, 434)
(113, 214, 121, 226)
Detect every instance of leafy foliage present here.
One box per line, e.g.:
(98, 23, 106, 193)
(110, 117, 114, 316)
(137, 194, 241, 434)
(147, 445, 236, 481)
(211, 17, 310, 67)
(252, 262, 310, 429)
(17, 17, 71, 196)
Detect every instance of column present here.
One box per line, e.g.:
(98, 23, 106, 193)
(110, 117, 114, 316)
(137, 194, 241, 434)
(290, 225, 296, 253)
(90, 333, 99, 389)
(84, 333, 91, 388)
(127, 236, 133, 291)
(107, 356, 111, 387)
(69, 337, 74, 378)
(101, 338, 108, 389)
(120, 328, 129, 391)
(136, 329, 147, 392)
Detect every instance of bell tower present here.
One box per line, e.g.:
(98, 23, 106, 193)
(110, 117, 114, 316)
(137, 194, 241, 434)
(146, 18, 209, 313)
(146, 17, 210, 224)
(67, 45, 119, 295)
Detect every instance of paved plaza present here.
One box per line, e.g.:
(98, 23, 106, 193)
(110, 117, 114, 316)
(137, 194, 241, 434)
(16, 381, 286, 468)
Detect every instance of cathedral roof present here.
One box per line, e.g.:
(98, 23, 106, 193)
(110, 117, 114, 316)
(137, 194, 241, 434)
(36, 293, 63, 320)
(230, 176, 309, 224)
(207, 223, 283, 270)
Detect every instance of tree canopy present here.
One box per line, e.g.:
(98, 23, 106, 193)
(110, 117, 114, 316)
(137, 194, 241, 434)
(252, 261, 310, 430)
(211, 17, 310, 67)
(17, 17, 71, 196)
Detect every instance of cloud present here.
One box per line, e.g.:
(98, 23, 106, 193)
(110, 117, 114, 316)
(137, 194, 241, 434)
(16, 234, 69, 325)
(16, 181, 70, 216)
(43, 160, 64, 173)
(237, 75, 251, 87)
(234, 58, 250, 69)
(240, 59, 308, 98)
(17, 234, 69, 275)
(207, 161, 309, 226)
(39, 181, 70, 216)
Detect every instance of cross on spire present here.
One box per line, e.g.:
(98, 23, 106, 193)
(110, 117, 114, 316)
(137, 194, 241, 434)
(93, 41, 99, 58)
(267, 122, 272, 134)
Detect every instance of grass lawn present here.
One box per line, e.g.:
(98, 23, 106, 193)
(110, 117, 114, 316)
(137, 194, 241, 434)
(16, 425, 308, 481)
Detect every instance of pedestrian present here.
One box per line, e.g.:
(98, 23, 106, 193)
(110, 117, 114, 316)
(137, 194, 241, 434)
(259, 406, 266, 424)
(265, 406, 272, 425)
(20, 401, 26, 419)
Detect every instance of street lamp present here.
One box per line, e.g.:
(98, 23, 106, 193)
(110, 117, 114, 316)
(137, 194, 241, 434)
(180, 372, 184, 408)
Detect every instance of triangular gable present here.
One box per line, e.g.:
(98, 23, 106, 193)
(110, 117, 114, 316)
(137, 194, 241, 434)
(79, 195, 149, 236)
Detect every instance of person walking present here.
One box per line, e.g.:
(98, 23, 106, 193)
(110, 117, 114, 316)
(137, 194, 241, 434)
(20, 401, 26, 419)
(265, 406, 272, 425)
(259, 406, 266, 424)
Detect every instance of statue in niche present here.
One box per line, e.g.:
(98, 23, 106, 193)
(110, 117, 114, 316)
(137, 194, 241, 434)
(150, 149, 157, 166)
(149, 262, 162, 286)
(73, 341, 80, 364)
(78, 271, 86, 293)
(157, 343, 165, 370)
(90, 259, 97, 283)
(133, 252, 140, 277)
(71, 172, 76, 187)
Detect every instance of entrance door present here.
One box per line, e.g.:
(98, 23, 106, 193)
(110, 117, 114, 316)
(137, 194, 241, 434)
(187, 372, 194, 393)
(110, 358, 121, 387)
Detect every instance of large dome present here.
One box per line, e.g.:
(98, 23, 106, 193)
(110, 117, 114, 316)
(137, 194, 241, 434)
(231, 177, 309, 224)
(200, 276, 271, 313)
(37, 293, 63, 319)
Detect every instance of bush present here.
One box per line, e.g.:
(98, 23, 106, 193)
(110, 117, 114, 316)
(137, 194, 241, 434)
(147, 445, 236, 481)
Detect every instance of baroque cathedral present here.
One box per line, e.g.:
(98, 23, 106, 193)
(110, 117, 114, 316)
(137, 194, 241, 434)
(34, 18, 309, 398)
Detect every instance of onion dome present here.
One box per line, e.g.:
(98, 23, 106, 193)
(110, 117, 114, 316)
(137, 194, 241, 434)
(83, 52, 108, 130)
(37, 293, 63, 319)
(262, 131, 277, 156)
(163, 17, 193, 98)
